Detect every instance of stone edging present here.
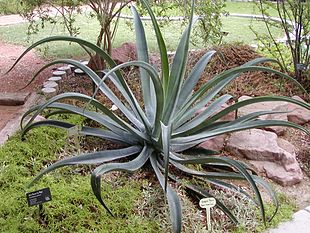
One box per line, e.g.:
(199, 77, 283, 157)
(0, 93, 40, 145)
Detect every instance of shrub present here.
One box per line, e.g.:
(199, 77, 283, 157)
(8, 0, 310, 232)
(0, 0, 22, 15)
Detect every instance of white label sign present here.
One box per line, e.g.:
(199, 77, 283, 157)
(199, 197, 216, 231)
(199, 198, 216, 208)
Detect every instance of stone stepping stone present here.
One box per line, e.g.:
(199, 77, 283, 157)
(0, 92, 30, 106)
(48, 76, 62, 82)
(42, 87, 57, 97)
(74, 68, 85, 75)
(52, 70, 67, 78)
(43, 81, 58, 89)
(57, 66, 72, 75)
(81, 60, 89, 66)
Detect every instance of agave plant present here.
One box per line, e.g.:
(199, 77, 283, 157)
(8, 0, 310, 232)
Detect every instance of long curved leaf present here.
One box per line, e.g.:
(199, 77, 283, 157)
(91, 146, 152, 216)
(176, 50, 216, 111)
(150, 153, 182, 233)
(182, 182, 239, 224)
(28, 146, 142, 188)
(175, 94, 233, 134)
(21, 102, 128, 139)
(7, 36, 120, 77)
(21, 119, 137, 145)
(172, 119, 310, 146)
(175, 58, 308, 124)
(167, 173, 239, 225)
(131, 5, 156, 124)
(31, 59, 147, 132)
(161, 122, 172, 193)
(22, 101, 147, 142)
(162, 4, 195, 124)
(92, 61, 164, 135)
(139, 0, 169, 92)
(174, 95, 310, 137)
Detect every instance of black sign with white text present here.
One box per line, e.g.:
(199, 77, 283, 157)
(26, 188, 52, 207)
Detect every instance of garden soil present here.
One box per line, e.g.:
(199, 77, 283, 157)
(0, 40, 49, 131)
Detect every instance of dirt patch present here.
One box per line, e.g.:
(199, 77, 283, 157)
(0, 40, 50, 132)
(0, 40, 49, 93)
(0, 105, 20, 129)
(187, 44, 306, 100)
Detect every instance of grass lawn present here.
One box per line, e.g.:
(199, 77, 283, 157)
(0, 0, 22, 15)
(224, 2, 279, 17)
(0, 1, 284, 60)
(0, 14, 282, 60)
(0, 1, 280, 17)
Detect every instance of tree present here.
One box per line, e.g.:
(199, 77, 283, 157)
(182, 0, 227, 46)
(252, 0, 310, 89)
(20, 0, 132, 70)
(137, 0, 227, 46)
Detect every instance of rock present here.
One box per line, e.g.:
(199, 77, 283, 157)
(218, 102, 236, 121)
(48, 76, 62, 82)
(0, 92, 30, 106)
(238, 95, 289, 135)
(112, 42, 137, 64)
(287, 96, 310, 125)
(42, 87, 57, 98)
(81, 60, 89, 66)
(226, 129, 302, 186)
(265, 105, 288, 136)
(52, 70, 67, 78)
(57, 66, 72, 75)
(33, 115, 46, 122)
(238, 95, 288, 120)
(68, 64, 76, 72)
(249, 161, 303, 186)
(238, 95, 310, 126)
(43, 81, 58, 89)
(199, 135, 226, 151)
(74, 68, 85, 75)
(197, 102, 236, 122)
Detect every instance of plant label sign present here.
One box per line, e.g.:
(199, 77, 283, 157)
(199, 197, 216, 231)
(26, 188, 52, 207)
(199, 197, 216, 208)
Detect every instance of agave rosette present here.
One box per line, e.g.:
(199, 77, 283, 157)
(8, 0, 310, 232)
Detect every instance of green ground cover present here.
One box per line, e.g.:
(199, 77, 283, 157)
(0, 115, 161, 232)
(0, 115, 296, 232)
